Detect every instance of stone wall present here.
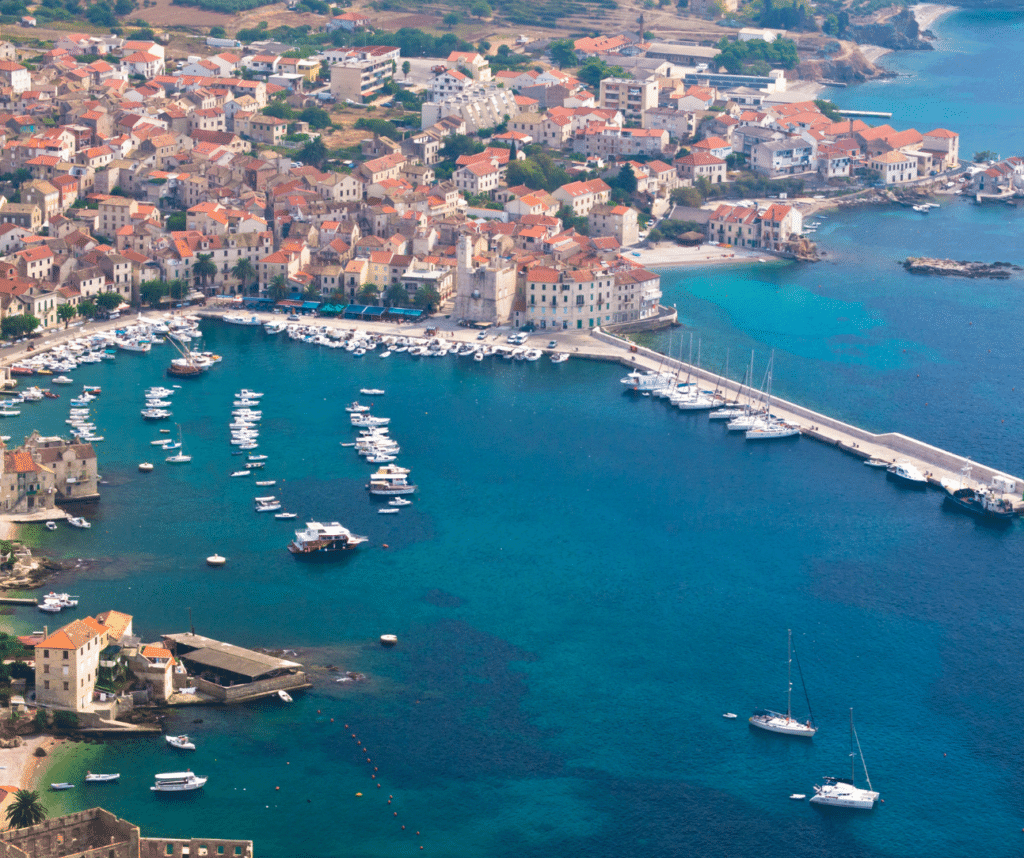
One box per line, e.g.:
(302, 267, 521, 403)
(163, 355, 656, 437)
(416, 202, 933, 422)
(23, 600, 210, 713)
(193, 671, 309, 703)
(140, 839, 253, 858)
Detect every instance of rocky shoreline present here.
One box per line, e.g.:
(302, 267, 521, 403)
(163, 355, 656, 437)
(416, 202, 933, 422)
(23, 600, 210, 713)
(0, 544, 78, 591)
(902, 258, 1023, 279)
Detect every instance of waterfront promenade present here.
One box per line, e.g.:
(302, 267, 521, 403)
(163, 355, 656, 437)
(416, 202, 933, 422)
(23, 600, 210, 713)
(2, 304, 1020, 512)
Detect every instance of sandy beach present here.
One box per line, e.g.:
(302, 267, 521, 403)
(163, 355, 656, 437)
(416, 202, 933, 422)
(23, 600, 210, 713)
(0, 736, 65, 811)
(913, 3, 958, 30)
(628, 243, 765, 269)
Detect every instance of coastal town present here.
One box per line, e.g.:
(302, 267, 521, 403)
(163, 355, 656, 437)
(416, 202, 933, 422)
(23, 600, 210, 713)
(0, 0, 1017, 853)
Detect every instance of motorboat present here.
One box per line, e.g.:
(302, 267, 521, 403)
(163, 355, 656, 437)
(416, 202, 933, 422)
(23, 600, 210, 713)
(231, 470, 251, 477)
(378, 508, 400, 514)
(620, 370, 672, 392)
(256, 501, 282, 512)
(389, 498, 412, 506)
(940, 465, 1016, 522)
(550, 353, 569, 363)
(45, 521, 58, 531)
(274, 512, 297, 519)
(165, 734, 195, 750)
(85, 772, 120, 783)
(206, 554, 227, 567)
(50, 783, 74, 791)
(288, 521, 368, 555)
(277, 690, 293, 703)
(139, 463, 155, 472)
(746, 420, 801, 440)
(52, 375, 73, 384)
(723, 713, 737, 719)
(67, 516, 90, 529)
(151, 771, 207, 792)
(248, 455, 268, 461)
(708, 408, 746, 421)
(790, 794, 806, 801)
(886, 461, 928, 487)
(360, 388, 385, 396)
(346, 402, 371, 413)
(863, 458, 889, 468)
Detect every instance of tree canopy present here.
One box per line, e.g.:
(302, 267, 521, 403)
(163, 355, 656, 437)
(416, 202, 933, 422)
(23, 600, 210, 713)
(5, 790, 46, 829)
(0, 314, 39, 339)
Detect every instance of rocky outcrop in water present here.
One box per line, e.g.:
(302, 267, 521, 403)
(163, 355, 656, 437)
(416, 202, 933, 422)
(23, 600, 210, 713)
(852, 8, 933, 50)
(902, 258, 1022, 279)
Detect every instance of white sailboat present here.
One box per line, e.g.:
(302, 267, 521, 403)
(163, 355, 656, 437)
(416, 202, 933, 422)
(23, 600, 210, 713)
(749, 629, 817, 737)
(810, 709, 879, 809)
(165, 426, 192, 463)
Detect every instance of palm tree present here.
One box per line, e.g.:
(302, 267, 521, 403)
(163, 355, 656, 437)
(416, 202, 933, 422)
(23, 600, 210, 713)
(357, 283, 380, 305)
(268, 274, 289, 302)
(302, 282, 321, 301)
(383, 283, 408, 308)
(231, 258, 257, 294)
(5, 789, 46, 829)
(414, 285, 441, 313)
(192, 253, 218, 292)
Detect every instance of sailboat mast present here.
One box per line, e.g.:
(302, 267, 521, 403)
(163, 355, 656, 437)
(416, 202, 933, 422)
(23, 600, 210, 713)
(852, 709, 873, 791)
(787, 628, 793, 720)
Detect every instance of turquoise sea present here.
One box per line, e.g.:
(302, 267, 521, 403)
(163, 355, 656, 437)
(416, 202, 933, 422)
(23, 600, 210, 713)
(6, 13, 1024, 857)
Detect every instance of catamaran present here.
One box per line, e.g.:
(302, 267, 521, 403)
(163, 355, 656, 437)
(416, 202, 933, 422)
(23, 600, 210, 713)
(810, 709, 879, 809)
(749, 629, 817, 737)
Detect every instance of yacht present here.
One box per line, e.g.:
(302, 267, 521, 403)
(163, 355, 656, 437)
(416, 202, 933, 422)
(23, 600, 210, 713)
(288, 521, 368, 555)
(810, 710, 878, 810)
(886, 461, 928, 487)
(151, 771, 207, 792)
(746, 420, 801, 440)
(620, 370, 672, 392)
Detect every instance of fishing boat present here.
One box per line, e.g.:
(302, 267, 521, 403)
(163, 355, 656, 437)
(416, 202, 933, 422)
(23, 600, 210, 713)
(151, 771, 207, 793)
(749, 629, 817, 737)
(165, 426, 191, 463)
(940, 465, 1016, 523)
(165, 734, 195, 750)
(810, 710, 879, 809)
(288, 521, 368, 555)
(886, 461, 927, 488)
(85, 772, 120, 783)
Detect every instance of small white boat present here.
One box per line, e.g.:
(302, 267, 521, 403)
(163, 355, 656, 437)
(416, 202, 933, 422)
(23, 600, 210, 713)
(360, 388, 385, 395)
(139, 462, 155, 472)
(256, 502, 282, 512)
(248, 454, 268, 461)
(52, 375, 74, 384)
(274, 512, 297, 519)
(550, 353, 569, 363)
(151, 771, 206, 792)
(864, 458, 889, 468)
(166, 453, 192, 463)
(45, 521, 57, 531)
(886, 460, 928, 487)
(389, 498, 412, 506)
(85, 772, 120, 783)
(790, 794, 806, 801)
(165, 734, 195, 751)
(723, 713, 737, 719)
(50, 783, 74, 791)
(67, 516, 90, 529)
(231, 470, 251, 477)
(277, 690, 293, 703)
(378, 508, 400, 514)
(254, 495, 276, 503)
(206, 554, 226, 567)
(255, 480, 276, 486)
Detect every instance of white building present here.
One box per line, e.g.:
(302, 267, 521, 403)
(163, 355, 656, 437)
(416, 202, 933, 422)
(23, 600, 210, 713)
(421, 85, 520, 134)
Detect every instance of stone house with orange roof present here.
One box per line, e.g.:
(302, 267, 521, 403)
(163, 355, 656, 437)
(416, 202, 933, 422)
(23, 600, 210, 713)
(35, 615, 109, 712)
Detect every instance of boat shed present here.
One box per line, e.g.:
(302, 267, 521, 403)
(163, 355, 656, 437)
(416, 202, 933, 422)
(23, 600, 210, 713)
(162, 632, 310, 703)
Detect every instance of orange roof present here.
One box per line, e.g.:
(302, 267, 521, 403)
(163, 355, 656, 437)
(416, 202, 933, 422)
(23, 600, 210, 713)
(925, 128, 957, 138)
(37, 616, 107, 650)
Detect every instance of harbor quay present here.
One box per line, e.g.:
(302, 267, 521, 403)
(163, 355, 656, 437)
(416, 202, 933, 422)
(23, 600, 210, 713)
(0, 305, 1019, 515)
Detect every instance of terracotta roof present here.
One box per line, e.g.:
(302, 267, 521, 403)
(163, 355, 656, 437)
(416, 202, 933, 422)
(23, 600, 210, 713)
(37, 616, 107, 650)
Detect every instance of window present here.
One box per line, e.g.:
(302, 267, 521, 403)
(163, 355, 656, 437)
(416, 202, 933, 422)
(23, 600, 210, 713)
(63, 682, 69, 690)
(43, 649, 49, 658)
(44, 680, 49, 690)
(63, 651, 68, 660)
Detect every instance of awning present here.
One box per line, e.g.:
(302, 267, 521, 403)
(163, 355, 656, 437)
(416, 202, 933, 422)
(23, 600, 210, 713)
(302, 301, 321, 309)
(387, 307, 423, 318)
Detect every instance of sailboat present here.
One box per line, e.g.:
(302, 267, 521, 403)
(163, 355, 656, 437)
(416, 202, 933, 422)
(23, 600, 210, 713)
(810, 709, 879, 809)
(165, 425, 192, 463)
(745, 352, 800, 439)
(749, 629, 817, 737)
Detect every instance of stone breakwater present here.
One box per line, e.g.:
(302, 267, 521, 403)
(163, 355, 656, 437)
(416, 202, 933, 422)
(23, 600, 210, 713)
(902, 258, 1023, 279)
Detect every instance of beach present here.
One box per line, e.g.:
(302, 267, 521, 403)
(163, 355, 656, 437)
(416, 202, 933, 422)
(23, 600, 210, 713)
(913, 3, 958, 30)
(0, 737, 65, 810)
(626, 243, 764, 269)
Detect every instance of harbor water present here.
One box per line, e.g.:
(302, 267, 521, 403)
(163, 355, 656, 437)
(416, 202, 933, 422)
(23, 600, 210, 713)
(7, 12, 1024, 857)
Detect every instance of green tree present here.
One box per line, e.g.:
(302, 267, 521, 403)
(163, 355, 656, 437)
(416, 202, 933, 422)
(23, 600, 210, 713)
(139, 279, 168, 306)
(549, 39, 576, 69)
(166, 211, 186, 231)
(615, 164, 638, 195)
(470, 0, 491, 16)
(814, 99, 842, 122)
(302, 282, 321, 300)
(442, 11, 460, 28)
(94, 292, 123, 312)
(268, 274, 289, 301)
(231, 259, 257, 291)
(357, 283, 380, 304)
(4, 790, 46, 829)
(440, 134, 485, 162)
(77, 299, 97, 319)
(168, 279, 188, 300)
(52, 711, 78, 731)
(0, 314, 40, 339)
(383, 283, 409, 307)
(576, 58, 625, 90)
(298, 137, 328, 170)
(414, 286, 441, 312)
(209, 25, 226, 37)
(974, 150, 998, 163)
(298, 106, 332, 129)
(56, 304, 76, 329)
(192, 253, 218, 290)
(402, 60, 411, 79)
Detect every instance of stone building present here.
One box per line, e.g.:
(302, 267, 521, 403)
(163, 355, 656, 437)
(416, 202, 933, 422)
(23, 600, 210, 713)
(34, 615, 108, 712)
(24, 431, 99, 502)
(452, 236, 516, 324)
(0, 807, 254, 858)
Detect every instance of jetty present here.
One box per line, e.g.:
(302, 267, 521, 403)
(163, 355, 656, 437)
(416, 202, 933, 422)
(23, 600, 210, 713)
(593, 328, 1024, 508)
(836, 109, 893, 118)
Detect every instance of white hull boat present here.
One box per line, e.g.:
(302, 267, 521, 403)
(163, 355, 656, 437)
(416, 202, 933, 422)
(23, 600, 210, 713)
(152, 771, 207, 792)
(749, 629, 816, 738)
(165, 735, 195, 750)
(810, 710, 879, 810)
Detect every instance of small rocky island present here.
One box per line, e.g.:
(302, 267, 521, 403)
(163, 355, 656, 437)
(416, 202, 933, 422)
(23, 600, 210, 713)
(902, 258, 1023, 279)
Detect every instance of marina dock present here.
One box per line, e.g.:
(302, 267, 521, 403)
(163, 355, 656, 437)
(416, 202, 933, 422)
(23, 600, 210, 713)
(592, 329, 1024, 508)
